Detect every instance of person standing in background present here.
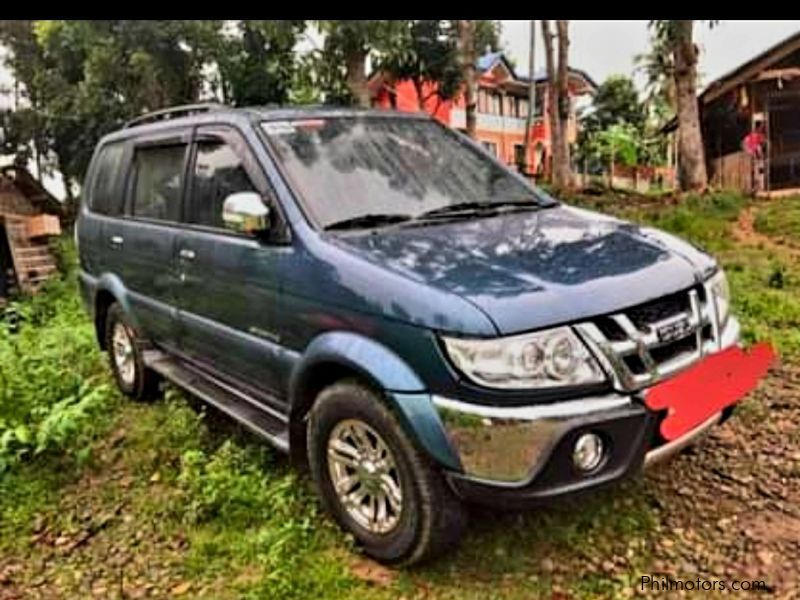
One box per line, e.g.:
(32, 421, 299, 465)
(743, 120, 767, 194)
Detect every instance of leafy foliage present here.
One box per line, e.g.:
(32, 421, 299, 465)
(379, 20, 463, 108)
(214, 20, 306, 107)
(577, 75, 661, 170)
(473, 20, 503, 56)
(0, 243, 117, 472)
(582, 75, 645, 134)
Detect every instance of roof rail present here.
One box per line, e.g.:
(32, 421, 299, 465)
(123, 102, 228, 129)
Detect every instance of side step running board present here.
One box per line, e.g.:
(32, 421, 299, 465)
(144, 351, 290, 453)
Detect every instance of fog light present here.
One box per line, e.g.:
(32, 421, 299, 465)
(573, 432, 604, 472)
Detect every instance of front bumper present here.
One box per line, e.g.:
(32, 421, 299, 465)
(432, 317, 747, 507)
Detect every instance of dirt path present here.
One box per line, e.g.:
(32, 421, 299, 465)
(733, 205, 800, 261)
(644, 365, 800, 597)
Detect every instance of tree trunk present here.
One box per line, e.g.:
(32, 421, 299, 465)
(672, 20, 707, 191)
(345, 47, 370, 108)
(61, 171, 78, 225)
(554, 20, 572, 189)
(542, 20, 573, 189)
(523, 20, 536, 175)
(457, 20, 478, 139)
(413, 78, 426, 111)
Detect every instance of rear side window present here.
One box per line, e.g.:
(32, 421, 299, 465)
(89, 142, 125, 215)
(187, 140, 257, 228)
(130, 145, 187, 222)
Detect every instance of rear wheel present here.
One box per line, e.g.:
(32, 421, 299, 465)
(307, 379, 466, 565)
(104, 303, 161, 401)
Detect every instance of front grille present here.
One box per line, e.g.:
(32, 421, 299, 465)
(576, 286, 720, 391)
(627, 290, 690, 331)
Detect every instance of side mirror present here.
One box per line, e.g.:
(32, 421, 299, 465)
(222, 192, 270, 235)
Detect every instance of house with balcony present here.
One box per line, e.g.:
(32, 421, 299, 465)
(368, 52, 597, 176)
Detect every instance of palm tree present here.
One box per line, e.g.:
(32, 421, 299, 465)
(635, 33, 676, 121)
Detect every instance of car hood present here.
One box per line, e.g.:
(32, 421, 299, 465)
(332, 205, 717, 335)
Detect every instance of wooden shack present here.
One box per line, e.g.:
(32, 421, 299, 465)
(0, 165, 62, 301)
(689, 31, 800, 195)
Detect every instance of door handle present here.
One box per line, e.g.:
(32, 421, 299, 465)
(110, 235, 124, 247)
(179, 248, 196, 260)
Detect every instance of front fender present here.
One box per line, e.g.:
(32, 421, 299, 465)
(291, 331, 425, 394)
(289, 331, 461, 471)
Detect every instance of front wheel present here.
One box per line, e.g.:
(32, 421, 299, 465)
(307, 379, 466, 565)
(104, 303, 161, 401)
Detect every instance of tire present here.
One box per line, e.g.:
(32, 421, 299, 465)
(307, 379, 466, 566)
(104, 303, 161, 401)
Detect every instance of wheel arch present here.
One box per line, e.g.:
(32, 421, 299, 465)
(92, 274, 138, 350)
(287, 332, 459, 471)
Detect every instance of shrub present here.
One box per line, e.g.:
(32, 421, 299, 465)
(0, 248, 116, 472)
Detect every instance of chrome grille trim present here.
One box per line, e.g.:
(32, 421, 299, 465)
(576, 286, 721, 392)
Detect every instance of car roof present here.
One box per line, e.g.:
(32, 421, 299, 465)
(98, 104, 432, 146)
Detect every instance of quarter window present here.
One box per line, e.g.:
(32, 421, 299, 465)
(187, 140, 257, 228)
(89, 142, 125, 215)
(130, 145, 187, 222)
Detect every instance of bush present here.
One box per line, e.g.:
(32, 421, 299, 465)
(0, 246, 116, 472)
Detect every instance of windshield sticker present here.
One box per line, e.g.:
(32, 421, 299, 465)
(262, 121, 297, 135)
(292, 119, 327, 131)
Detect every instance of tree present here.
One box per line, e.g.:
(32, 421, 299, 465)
(576, 75, 652, 171)
(0, 20, 317, 205)
(456, 20, 477, 138)
(651, 20, 709, 191)
(0, 20, 223, 217)
(582, 75, 645, 133)
(585, 123, 641, 172)
(541, 20, 573, 189)
(635, 32, 677, 123)
(316, 21, 403, 107)
(474, 20, 503, 55)
(381, 20, 462, 112)
(523, 20, 536, 172)
(212, 20, 305, 107)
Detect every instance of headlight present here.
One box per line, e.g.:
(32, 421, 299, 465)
(708, 270, 731, 327)
(441, 326, 605, 389)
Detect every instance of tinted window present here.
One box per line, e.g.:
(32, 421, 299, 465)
(131, 145, 186, 222)
(262, 118, 543, 229)
(187, 140, 256, 228)
(89, 143, 125, 215)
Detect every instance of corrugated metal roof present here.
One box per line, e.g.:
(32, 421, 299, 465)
(475, 52, 597, 90)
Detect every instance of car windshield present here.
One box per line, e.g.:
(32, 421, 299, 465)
(261, 116, 548, 230)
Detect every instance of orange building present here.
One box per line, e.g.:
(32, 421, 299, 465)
(368, 52, 597, 176)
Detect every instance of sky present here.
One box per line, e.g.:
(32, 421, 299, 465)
(501, 20, 800, 91)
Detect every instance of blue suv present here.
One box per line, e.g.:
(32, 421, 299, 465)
(77, 104, 743, 565)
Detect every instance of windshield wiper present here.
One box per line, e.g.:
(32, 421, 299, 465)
(418, 199, 543, 220)
(324, 213, 414, 231)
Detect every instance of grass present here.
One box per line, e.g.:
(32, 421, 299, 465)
(753, 195, 800, 243)
(0, 191, 797, 598)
